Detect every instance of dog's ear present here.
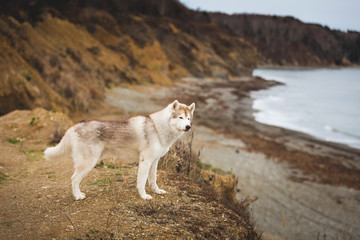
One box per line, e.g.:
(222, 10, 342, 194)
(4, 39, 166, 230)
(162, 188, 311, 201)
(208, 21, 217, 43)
(172, 100, 179, 111)
(188, 103, 195, 115)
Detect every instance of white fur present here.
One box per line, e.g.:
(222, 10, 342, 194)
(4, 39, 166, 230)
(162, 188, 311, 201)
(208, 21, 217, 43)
(44, 100, 195, 200)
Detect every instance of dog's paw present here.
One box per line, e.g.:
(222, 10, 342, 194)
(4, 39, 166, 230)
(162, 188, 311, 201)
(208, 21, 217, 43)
(155, 189, 167, 195)
(141, 194, 153, 200)
(74, 192, 86, 200)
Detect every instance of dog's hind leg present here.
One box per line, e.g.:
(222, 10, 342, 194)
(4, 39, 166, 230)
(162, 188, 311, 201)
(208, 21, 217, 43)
(71, 164, 92, 200)
(148, 158, 167, 195)
(71, 146, 102, 200)
(137, 155, 153, 200)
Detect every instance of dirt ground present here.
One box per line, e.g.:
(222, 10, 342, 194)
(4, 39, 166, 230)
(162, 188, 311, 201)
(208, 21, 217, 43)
(0, 108, 258, 239)
(0, 157, 255, 239)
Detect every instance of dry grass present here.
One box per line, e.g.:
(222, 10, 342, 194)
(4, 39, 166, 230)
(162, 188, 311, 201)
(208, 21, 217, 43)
(0, 120, 261, 240)
(158, 130, 262, 239)
(159, 130, 201, 179)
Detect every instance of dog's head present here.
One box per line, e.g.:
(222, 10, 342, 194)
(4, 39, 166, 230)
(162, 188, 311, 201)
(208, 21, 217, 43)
(169, 100, 195, 132)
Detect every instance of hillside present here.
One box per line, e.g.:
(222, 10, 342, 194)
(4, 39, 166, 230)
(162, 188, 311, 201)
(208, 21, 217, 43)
(210, 13, 360, 66)
(0, 0, 256, 115)
(1, 0, 359, 116)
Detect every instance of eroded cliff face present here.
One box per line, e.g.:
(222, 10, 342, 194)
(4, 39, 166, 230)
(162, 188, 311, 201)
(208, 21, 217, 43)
(211, 13, 360, 66)
(2, 0, 358, 115)
(0, 0, 257, 115)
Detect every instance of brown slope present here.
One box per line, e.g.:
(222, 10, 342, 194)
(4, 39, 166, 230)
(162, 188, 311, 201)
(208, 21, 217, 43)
(0, 0, 257, 115)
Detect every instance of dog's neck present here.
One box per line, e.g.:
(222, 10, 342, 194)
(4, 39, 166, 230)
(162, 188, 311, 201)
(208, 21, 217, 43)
(150, 107, 184, 147)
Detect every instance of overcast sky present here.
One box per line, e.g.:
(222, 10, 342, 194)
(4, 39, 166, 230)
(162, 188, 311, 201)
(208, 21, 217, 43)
(180, 0, 360, 32)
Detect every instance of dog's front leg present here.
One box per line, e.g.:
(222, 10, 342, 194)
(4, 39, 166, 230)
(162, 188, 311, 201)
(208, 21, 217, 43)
(148, 158, 167, 195)
(137, 156, 153, 200)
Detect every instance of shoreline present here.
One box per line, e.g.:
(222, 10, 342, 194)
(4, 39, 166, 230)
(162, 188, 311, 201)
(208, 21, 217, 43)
(179, 78, 360, 186)
(89, 76, 360, 187)
(102, 77, 360, 239)
(170, 77, 360, 239)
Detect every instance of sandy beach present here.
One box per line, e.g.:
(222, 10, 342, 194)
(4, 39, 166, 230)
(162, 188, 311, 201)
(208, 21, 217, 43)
(103, 77, 360, 239)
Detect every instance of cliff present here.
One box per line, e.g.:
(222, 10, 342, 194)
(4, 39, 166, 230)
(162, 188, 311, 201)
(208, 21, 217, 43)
(1, 0, 359, 115)
(210, 13, 360, 66)
(0, 0, 256, 115)
(0, 108, 260, 239)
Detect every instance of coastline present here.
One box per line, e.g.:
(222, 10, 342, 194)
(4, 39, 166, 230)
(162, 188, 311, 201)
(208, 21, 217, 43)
(102, 77, 360, 239)
(173, 77, 360, 187)
(96, 76, 360, 190)
(172, 77, 360, 239)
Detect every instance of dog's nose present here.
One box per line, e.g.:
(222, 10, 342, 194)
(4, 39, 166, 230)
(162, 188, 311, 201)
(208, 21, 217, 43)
(185, 125, 191, 131)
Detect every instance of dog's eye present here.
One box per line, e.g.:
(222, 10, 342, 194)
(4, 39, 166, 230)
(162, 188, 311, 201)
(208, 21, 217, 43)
(179, 117, 183, 119)
(188, 118, 190, 120)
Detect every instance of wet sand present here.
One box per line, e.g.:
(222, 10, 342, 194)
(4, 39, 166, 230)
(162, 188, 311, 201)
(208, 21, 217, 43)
(102, 77, 360, 239)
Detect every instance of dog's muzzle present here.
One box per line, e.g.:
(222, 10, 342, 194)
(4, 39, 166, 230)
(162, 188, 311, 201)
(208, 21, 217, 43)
(185, 125, 191, 131)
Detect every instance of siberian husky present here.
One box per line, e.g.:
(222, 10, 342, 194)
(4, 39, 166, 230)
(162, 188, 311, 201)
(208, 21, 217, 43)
(44, 100, 195, 200)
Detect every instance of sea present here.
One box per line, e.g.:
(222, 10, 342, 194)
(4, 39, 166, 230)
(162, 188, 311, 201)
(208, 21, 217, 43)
(251, 68, 360, 149)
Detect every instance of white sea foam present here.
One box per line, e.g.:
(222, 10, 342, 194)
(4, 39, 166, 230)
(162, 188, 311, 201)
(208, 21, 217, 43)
(324, 125, 333, 132)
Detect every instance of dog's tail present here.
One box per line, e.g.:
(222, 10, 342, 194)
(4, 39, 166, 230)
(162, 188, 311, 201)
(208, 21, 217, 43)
(44, 128, 73, 161)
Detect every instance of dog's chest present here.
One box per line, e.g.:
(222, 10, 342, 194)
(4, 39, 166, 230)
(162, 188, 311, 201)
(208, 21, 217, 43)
(160, 146, 171, 158)
(150, 142, 171, 159)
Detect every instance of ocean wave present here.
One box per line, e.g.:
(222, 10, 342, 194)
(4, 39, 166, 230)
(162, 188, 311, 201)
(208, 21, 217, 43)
(324, 124, 360, 140)
(324, 125, 333, 132)
(267, 95, 283, 102)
